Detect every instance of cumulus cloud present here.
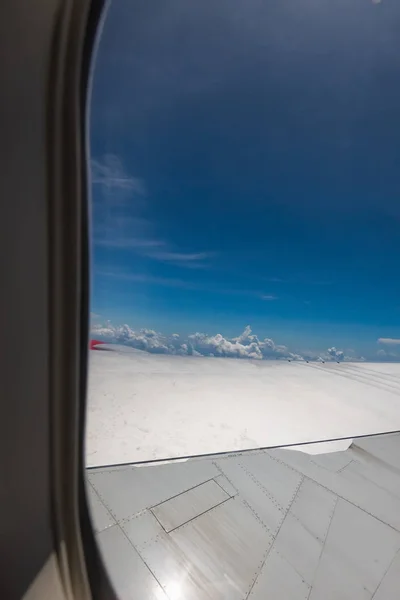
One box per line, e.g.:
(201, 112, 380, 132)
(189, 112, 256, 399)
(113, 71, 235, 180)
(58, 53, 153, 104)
(312, 346, 365, 363)
(91, 323, 366, 363)
(376, 339, 400, 361)
(377, 347, 400, 361)
(327, 347, 345, 361)
(92, 323, 173, 354)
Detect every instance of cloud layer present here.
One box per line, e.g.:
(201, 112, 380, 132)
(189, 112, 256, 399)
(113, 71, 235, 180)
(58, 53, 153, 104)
(91, 323, 365, 363)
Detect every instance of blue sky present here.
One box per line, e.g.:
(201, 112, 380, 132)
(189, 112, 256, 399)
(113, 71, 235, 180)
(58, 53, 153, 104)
(90, 0, 400, 360)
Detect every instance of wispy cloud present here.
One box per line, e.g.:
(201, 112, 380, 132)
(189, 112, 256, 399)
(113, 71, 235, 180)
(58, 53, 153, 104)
(96, 270, 193, 290)
(91, 155, 145, 194)
(92, 155, 213, 268)
(148, 251, 212, 262)
(95, 238, 215, 266)
(377, 338, 400, 345)
(142, 249, 215, 269)
(96, 269, 280, 300)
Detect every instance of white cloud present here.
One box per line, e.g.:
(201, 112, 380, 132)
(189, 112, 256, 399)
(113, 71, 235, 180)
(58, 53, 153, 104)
(91, 155, 145, 194)
(148, 251, 212, 262)
(306, 346, 365, 363)
(92, 155, 212, 267)
(327, 347, 345, 361)
(143, 249, 214, 268)
(187, 330, 264, 359)
(97, 269, 286, 302)
(92, 323, 173, 354)
(378, 338, 400, 345)
(95, 270, 205, 290)
(91, 323, 368, 363)
(377, 348, 400, 361)
(91, 156, 152, 251)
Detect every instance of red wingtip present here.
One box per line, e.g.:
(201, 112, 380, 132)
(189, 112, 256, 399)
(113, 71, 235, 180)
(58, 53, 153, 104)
(90, 339, 106, 350)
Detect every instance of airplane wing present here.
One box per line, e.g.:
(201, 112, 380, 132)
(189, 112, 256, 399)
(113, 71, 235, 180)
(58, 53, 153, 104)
(88, 431, 400, 600)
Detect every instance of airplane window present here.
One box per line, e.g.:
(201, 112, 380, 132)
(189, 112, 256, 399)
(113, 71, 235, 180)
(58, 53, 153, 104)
(86, 2, 400, 598)
(88, 0, 400, 466)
